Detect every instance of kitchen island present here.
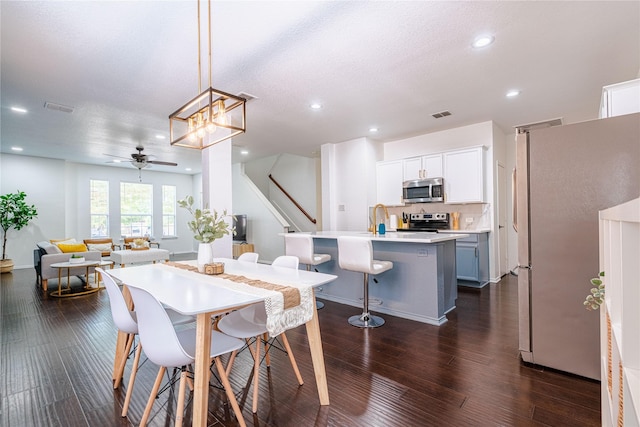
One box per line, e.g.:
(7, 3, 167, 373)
(290, 231, 468, 326)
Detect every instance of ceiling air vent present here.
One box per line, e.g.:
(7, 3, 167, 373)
(431, 110, 452, 119)
(44, 101, 74, 114)
(236, 92, 258, 102)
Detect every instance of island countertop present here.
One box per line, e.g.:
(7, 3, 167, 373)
(306, 230, 469, 243)
(281, 230, 465, 326)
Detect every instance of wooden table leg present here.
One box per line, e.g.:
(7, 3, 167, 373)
(193, 312, 212, 427)
(305, 290, 330, 405)
(57, 268, 63, 295)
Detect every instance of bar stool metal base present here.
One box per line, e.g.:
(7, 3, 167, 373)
(348, 313, 385, 328)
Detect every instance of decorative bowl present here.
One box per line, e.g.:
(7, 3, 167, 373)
(69, 257, 85, 264)
(204, 262, 224, 275)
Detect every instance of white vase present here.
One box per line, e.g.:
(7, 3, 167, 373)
(197, 242, 214, 273)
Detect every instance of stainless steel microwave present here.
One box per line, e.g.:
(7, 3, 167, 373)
(402, 177, 444, 203)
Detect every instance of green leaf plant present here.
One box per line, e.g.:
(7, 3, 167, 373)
(177, 195, 235, 244)
(583, 271, 605, 311)
(1, 191, 38, 260)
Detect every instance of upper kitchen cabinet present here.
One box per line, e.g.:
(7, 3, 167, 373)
(376, 160, 404, 206)
(600, 78, 640, 118)
(403, 154, 443, 181)
(443, 146, 485, 203)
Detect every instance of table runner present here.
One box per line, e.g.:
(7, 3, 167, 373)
(165, 261, 314, 336)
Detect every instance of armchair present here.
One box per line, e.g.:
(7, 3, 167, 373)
(83, 238, 117, 257)
(122, 236, 159, 249)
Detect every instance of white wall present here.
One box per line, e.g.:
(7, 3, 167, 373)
(1, 153, 197, 269)
(321, 137, 381, 231)
(232, 164, 289, 263)
(268, 154, 318, 232)
(383, 122, 495, 160)
(243, 155, 278, 196)
(1, 154, 65, 268)
(202, 140, 233, 259)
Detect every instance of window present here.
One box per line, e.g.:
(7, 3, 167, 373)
(120, 182, 152, 237)
(162, 185, 176, 237)
(90, 180, 109, 237)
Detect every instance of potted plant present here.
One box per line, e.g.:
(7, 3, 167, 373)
(1, 191, 38, 273)
(178, 195, 234, 272)
(69, 253, 86, 264)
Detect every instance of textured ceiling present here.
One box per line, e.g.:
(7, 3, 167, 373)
(1, 1, 639, 174)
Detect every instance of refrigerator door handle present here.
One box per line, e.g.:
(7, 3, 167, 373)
(512, 167, 518, 232)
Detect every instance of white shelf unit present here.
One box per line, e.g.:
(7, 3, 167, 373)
(599, 197, 640, 426)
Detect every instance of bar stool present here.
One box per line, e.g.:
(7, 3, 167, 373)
(337, 236, 393, 328)
(284, 233, 331, 309)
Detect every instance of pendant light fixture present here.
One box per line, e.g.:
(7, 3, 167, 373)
(169, 0, 246, 149)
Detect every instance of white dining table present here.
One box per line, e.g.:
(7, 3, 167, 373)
(106, 258, 337, 427)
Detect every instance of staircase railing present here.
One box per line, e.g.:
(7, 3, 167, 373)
(268, 174, 317, 224)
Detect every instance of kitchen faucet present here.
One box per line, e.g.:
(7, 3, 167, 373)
(372, 203, 389, 234)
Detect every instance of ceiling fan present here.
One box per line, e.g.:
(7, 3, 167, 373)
(105, 145, 178, 181)
(105, 145, 178, 169)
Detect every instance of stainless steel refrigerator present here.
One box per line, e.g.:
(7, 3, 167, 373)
(514, 112, 639, 380)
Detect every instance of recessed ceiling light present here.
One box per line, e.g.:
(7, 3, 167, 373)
(155, 134, 165, 140)
(472, 35, 495, 48)
(369, 127, 379, 133)
(506, 90, 521, 98)
(185, 167, 192, 172)
(240, 150, 249, 155)
(11, 106, 27, 113)
(310, 103, 322, 110)
(113, 159, 122, 163)
(11, 146, 23, 151)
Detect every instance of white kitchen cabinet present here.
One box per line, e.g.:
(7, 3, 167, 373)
(443, 147, 485, 203)
(599, 198, 639, 427)
(403, 154, 443, 181)
(600, 78, 640, 118)
(376, 160, 404, 206)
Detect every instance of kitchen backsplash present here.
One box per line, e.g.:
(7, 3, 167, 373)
(371, 202, 491, 230)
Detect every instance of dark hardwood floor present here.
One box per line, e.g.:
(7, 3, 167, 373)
(1, 264, 601, 426)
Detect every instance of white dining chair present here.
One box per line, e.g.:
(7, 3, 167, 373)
(127, 285, 246, 427)
(271, 254, 299, 269)
(337, 236, 393, 328)
(217, 254, 303, 413)
(284, 233, 330, 309)
(237, 252, 259, 263)
(98, 268, 194, 419)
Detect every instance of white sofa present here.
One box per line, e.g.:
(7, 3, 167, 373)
(34, 241, 101, 292)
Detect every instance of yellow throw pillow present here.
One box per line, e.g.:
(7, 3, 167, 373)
(57, 243, 88, 253)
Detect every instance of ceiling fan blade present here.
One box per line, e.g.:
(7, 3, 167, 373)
(103, 153, 131, 160)
(147, 160, 178, 166)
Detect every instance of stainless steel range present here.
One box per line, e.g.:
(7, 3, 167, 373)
(399, 213, 450, 232)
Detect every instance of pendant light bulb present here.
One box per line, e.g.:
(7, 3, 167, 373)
(196, 112, 206, 138)
(206, 116, 217, 133)
(187, 117, 197, 142)
(215, 100, 227, 126)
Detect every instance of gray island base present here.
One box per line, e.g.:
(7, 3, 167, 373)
(299, 231, 468, 326)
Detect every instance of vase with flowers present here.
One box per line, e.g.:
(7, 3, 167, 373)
(178, 195, 234, 272)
